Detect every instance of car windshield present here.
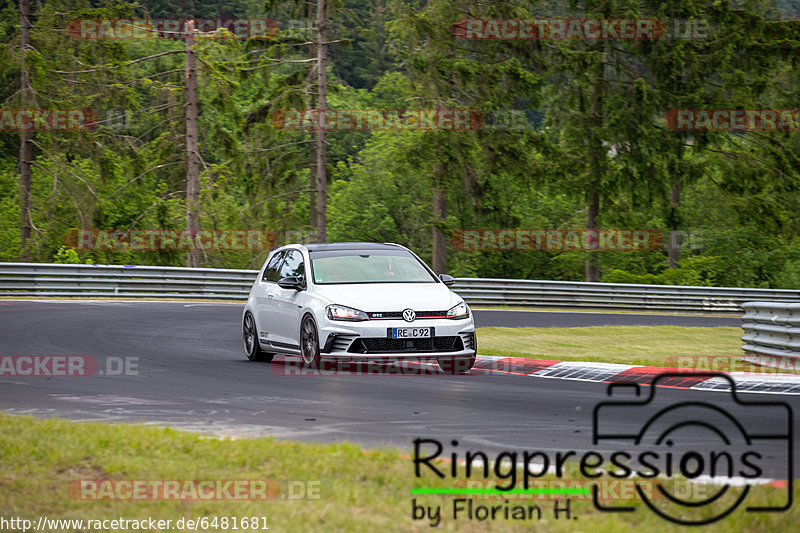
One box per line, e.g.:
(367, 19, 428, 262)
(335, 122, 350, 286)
(310, 250, 437, 284)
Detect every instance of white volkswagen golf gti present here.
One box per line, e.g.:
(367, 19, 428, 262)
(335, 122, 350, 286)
(242, 242, 477, 373)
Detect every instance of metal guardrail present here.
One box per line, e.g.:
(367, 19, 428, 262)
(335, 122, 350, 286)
(0, 263, 259, 300)
(741, 302, 800, 367)
(2, 262, 800, 314)
(450, 278, 800, 314)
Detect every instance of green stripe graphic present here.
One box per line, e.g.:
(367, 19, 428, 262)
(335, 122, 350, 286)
(410, 488, 589, 495)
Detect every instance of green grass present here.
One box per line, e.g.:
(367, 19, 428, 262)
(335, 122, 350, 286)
(1, 414, 795, 532)
(477, 326, 745, 367)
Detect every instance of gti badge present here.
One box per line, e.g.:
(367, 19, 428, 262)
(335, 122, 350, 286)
(402, 308, 416, 322)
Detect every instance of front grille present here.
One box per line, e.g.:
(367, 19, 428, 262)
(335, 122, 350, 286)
(367, 310, 448, 320)
(348, 336, 464, 354)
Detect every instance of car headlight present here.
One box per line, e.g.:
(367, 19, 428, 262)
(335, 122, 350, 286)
(446, 302, 469, 319)
(326, 304, 369, 322)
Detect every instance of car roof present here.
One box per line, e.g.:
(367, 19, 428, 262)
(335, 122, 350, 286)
(302, 242, 405, 253)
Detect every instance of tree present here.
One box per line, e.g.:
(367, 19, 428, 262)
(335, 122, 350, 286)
(389, 0, 547, 272)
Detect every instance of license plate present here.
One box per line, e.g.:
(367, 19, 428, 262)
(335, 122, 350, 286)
(389, 327, 433, 339)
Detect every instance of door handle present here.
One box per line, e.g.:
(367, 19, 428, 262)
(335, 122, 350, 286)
(267, 292, 275, 298)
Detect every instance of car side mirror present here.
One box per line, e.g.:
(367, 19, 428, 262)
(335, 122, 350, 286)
(439, 274, 455, 287)
(278, 276, 303, 290)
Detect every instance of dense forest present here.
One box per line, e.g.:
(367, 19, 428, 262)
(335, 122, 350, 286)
(1, 0, 800, 287)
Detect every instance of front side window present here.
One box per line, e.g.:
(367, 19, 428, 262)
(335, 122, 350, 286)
(262, 250, 285, 282)
(311, 250, 436, 284)
(278, 249, 306, 287)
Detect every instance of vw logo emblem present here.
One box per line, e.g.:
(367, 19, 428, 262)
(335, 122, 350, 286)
(402, 309, 416, 322)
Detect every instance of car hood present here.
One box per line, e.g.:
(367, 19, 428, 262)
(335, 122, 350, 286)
(312, 282, 462, 312)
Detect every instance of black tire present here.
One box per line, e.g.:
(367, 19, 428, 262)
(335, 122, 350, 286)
(300, 315, 322, 368)
(243, 312, 274, 362)
(438, 355, 476, 374)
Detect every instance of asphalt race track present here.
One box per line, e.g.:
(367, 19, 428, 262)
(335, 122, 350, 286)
(0, 300, 795, 480)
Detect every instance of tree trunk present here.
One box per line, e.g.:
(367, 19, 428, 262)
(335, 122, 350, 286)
(314, 0, 327, 243)
(585, 190, 600, 282)
(432, 174, 447, 273)
(668, 180, 681, 268)
(585, 47, 604, 282)
(309, 142, 317, 235)
(18, 0, 32, 260)
(185, 21, 200, 267)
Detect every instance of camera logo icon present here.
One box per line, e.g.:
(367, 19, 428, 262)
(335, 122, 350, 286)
(592, 373, 793, 525)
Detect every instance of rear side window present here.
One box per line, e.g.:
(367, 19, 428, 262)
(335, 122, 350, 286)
(262, 250, 285, 282)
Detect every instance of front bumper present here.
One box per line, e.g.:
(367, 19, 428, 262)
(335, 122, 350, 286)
(318, 318, 476, 361)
